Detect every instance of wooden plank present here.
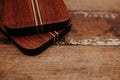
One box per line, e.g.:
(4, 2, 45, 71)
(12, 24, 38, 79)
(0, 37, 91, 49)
(0, 45, 120, 80)
(67, 13, 117, 40)
(64, 0, 120, 12)
(57, 12, 120, 45)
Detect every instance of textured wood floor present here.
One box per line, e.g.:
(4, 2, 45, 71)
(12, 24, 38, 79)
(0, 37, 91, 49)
(64, 0, 120, 12)
(0, 0, 120, 80)
(0, 45, 120, 80)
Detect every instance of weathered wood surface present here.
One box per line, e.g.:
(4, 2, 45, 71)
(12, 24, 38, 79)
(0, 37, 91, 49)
(0, 0, 120, 80)
(64, 12, 120, 45)
(0, 45, 120, 80)
(64, 0, 120, 12)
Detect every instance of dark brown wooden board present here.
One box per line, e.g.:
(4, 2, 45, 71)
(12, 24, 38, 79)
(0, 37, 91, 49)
(0, 0, 4, 27)
(0, 25, 71, 55)
(3, 0, 70, 36)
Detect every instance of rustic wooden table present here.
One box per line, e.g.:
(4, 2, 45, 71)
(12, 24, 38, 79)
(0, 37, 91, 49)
(0, 0, 120, 80)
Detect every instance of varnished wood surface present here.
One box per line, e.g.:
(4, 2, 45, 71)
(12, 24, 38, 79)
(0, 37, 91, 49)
(1, 25, 71, 55)
(0, 0, 4, 19)
(0, 0, 4, 26)
(4, 0, 35, 28)
(4, 0, 69, 25)
(37, 0, 69, 24)
(4, 0, 69, 28)
(3, 0, 70, 36)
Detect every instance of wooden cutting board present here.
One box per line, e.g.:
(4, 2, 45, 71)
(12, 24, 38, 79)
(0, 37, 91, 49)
(3, 0, 70, 36)
(0, 25, 71, 55)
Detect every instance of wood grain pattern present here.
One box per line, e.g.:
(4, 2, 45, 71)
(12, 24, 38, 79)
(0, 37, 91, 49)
(3, 0, 70, 36)
(0, 0, 4, 26)
(65, 12, 120, 43)
(64, 0, 120, 12)
(0, 45, 120, 80)
(0, 25, 71, 55)
(0, 0, 120, 80)
(37, 0, 69, 24)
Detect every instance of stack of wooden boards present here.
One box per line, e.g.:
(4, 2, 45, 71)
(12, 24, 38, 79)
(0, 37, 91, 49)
(0, 0, 71, 55)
